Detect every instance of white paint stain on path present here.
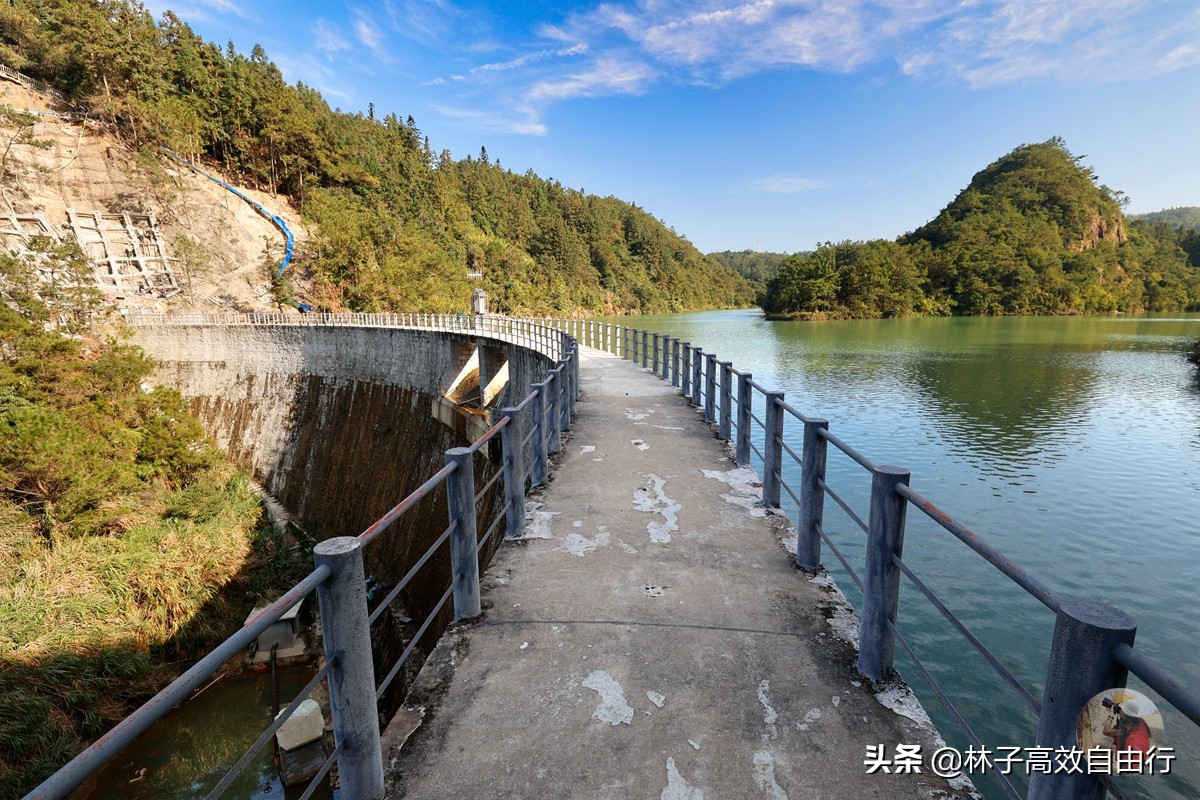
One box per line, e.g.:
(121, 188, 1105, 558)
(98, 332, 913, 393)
(632, 473, 681, 543)
(561, 526, 611, 557)
(701, 466, 767, 518)
(581, 670, 634, 726)
(662, 758, 704, 800)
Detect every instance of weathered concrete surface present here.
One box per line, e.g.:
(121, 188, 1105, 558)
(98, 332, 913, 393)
(389, 348, 974, 799)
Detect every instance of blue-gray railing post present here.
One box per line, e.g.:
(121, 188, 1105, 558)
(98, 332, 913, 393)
(562, 351, 574, 426)
(719, 361, 733, 440)
(500, 407, 526, 538)
(445, 448, 482, 619)
(672, 339, 681, 387)
(736, 373, 752, 465)
(691, 348, 703, 406)
(631, 328, 639, 363)
(761, 391, 784, 506)
(531, 381, 548, 485)
(681, 343, 692, 396)
(652, 333, 660, 375)
(856, 465, 911, 682)
(548, 368, 563, 454)
(796, 418, 829, 571)
(704, 353, 717, 424)
(1028, 599, 1137, 800)
(661, 337, 671, 381)
(641, 330, 649, 368)
(314, 537, 385, 800)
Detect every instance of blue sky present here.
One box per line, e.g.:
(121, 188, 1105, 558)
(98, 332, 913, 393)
(145, 0, 1200, 253)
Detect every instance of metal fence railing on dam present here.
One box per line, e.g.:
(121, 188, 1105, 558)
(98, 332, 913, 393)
(27, 314, 580, 800)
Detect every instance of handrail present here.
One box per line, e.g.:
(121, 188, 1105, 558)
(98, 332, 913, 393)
(575, 317, 1198, 800)
(27, 314, 580, 800)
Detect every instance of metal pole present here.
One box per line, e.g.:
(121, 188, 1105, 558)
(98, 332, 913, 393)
(1028, 599, 1137, 800)
(672, 339, 681, 387)
(444, 448, 482, 619)
(652, 333, 660, 375)
(761, 391, 784, 506)
(691, 348, 703, 407)
(704, 353, 717, 424)
(638, 330, 646, 368)
(560, 356, 573, 428)
(548, 368, 563, 453)
(500, 408, 526, 538)
(681, 344, 692, 396)
(531, 382, 548, 486)
(631, 328, 639, 363)
(314, 537, 385, 800)
(718, 361, 733, 440)
(661, 337, 671, 381)
(856, 465, 911, 682)
(796, 419, 829, 571)
(736, 373, 752, 466)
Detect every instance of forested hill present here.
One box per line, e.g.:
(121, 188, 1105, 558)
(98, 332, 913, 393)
(0, 0, 754, 315)
(763, 139, 1200, 319)
(1131, 207, 1200, 232)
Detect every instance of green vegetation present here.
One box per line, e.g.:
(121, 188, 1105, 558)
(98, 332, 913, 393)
(1132, 206, 1200, 231)
(707, 249, 791, 291)
(0, 248, 308, 797)
(0, 0, 753, 315)
(764, 140, 1200, 319)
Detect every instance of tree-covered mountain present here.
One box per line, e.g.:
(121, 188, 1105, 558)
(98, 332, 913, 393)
(707, 249, 791, 289)
(1132, 207, 1200, 231)
(763, 139, 1200, 319)
(0, 0, 754, 315)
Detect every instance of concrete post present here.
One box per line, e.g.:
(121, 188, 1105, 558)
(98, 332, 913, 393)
(691, 348, 703, 407)
(796, 418, 829, 571)
(641, 330, 649, 368)
(631, 328, 639, 364)
(314, 537, 385, 800)
(531, 381, 548, 486)
(736, 373, 753, 466)
(1028, 599, 1137, 800)
(548, 368, 562, 454)
(761, 391, 784, 507)
(681, 344, 692, 396)
(500, 407, 526, 539)
(719, 361, 733, 440)
(445, 448, 482, 620)
(661, 337, 670, 381)
(672, 339, 681, 387)
(652, 333, 660, 375)
(856, 465, 911, 682)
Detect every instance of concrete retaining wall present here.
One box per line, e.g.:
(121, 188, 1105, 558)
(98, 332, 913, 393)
(128, 324, 551, 548)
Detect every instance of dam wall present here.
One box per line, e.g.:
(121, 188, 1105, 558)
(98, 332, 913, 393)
(127, 324, 552, 572)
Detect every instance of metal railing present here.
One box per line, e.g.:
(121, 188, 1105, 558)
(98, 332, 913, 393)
(560, 318, 1200, 800)
(26, 315, 580, 800)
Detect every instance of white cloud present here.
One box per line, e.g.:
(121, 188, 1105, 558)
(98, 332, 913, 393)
(473, 43, 589, 75)
(354, 12, 393, 63)
(527, 56, 658, 102)
(432, 105, 549, 136)
(312, 19, 350, 56)
(756, 176, 830, 194)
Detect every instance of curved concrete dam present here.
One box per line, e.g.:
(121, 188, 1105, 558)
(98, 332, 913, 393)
(127, 323, 551, 669)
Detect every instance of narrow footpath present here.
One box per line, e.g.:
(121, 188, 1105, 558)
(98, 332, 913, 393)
(387, 347, 973, 799)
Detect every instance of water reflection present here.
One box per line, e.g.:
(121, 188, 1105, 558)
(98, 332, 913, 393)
(606, 309, 1200, 800)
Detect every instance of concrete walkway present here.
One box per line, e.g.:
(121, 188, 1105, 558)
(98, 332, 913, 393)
(387, 347, 973, 799)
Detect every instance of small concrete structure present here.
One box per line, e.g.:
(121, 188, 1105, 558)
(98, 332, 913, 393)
(276, 699, 327, 787)
(245, 600, 305, 664)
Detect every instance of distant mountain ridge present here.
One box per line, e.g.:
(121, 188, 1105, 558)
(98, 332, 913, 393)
(1131, 207, 1200, 231)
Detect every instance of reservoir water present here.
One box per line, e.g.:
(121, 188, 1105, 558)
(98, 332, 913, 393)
(604, 310, 1199, 800)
